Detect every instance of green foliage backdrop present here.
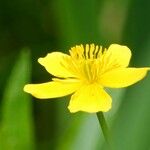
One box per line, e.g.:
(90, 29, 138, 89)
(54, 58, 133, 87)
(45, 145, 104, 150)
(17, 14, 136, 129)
(0, 0, 150, 150)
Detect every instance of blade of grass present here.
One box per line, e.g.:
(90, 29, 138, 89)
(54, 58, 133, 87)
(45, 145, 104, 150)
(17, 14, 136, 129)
(0, 48, 35, 150)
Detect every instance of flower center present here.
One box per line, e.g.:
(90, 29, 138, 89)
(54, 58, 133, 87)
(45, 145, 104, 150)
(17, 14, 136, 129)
(67, 44, 105, 83)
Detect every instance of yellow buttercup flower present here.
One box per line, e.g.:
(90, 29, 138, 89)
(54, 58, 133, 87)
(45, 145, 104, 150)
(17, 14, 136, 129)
(24, 44, 149, 113)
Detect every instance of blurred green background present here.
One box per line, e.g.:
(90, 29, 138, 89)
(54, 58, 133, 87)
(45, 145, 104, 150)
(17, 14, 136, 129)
(0, 0, 150, 150)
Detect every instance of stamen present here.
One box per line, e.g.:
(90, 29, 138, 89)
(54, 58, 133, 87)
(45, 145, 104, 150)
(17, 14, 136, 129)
(97, 46, 103, 58)
(94, 45, 99, 59)
(85, 44, 89, 59)
(80, 44, 85, 59)
(90, 44, 95, 59)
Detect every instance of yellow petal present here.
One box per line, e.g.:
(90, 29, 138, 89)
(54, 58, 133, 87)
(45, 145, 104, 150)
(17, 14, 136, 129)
(24, 79, 81, 99)
(68, 84, 112, 113)
(99, 68, 150, 88)
(104, 44, 131, 69)
(38, 52, 75, 78)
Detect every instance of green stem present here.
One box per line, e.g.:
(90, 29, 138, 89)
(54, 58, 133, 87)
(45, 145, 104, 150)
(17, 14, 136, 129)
(96, 112, 110, 144)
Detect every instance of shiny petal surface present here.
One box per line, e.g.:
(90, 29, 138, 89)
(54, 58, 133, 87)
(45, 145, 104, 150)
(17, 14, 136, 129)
(99, 68, 150, 88)
(24, 79, 81, 99)
(104, 44, 131, 69)
(68, 84, 112, 113)
(38, 52, 75, 78)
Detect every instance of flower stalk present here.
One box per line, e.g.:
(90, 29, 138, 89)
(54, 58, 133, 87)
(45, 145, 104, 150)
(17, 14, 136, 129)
(96, 112, 110, 144)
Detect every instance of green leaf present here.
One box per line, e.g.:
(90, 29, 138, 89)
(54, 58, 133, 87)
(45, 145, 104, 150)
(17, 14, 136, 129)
(0, 48, 35, 150)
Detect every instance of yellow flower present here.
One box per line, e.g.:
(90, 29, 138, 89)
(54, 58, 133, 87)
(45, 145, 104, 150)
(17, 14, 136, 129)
(24, 44, 149, 113)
